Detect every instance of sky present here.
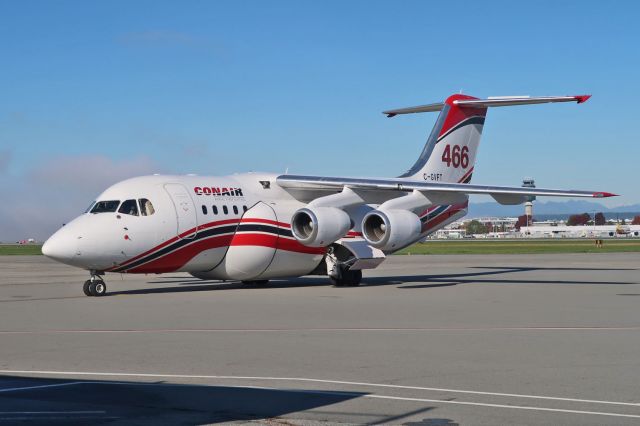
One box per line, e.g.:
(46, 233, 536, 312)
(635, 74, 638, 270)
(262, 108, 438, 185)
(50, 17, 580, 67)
(1, 0, 639, 240)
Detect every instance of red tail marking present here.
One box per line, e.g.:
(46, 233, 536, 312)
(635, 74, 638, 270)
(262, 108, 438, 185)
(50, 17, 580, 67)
(439, 94, 487, 137)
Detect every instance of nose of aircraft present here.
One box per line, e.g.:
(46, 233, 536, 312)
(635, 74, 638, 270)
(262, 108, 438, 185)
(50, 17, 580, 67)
(42, 227, 77, 262)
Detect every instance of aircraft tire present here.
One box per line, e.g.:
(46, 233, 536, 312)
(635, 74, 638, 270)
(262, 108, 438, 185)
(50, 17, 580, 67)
(348, 269, 362, 287)
(89, 280, 107, 297)
(83, 280, 93, 296)
(329, 276, 343, 287)
(330, 268, 362, 287)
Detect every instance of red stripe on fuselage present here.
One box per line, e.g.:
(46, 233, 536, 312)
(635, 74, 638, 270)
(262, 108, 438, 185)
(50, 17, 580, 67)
(127, 234, 233, 273)
(422, 206, 465, 233)
(232, 233, 325, 255)
(108, 217, 292, 271)
(126, 233, 323, 274)
(239, 217, 291, 228)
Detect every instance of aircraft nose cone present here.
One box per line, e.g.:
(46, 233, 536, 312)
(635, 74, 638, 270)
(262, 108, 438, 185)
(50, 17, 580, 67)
(42, 228, 77, 262)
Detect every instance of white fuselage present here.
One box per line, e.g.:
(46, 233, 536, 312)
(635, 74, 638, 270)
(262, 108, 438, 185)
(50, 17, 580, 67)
(42, 173, 467, 280)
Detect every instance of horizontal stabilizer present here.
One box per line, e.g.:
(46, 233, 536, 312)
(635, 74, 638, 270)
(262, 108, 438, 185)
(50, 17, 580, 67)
(383, 102, 444, 117)
(384, 95, 590, 117)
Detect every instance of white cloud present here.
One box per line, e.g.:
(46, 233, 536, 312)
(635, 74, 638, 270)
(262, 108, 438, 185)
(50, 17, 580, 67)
(0, 155, 163, 242)
(27, 155, 160, 192)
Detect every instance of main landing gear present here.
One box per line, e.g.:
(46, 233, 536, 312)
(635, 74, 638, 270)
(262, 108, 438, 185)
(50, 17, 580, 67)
(326, 245, 362, 287)
(330, 267, 362, 287)
(83, 271, 107, 297)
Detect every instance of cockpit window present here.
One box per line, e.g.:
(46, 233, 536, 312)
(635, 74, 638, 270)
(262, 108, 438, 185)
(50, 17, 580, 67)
(90, 200, 120, 213)
(118, 199, 139, 216)
(139, 198, 155, 216)
(84, 201, 96, 213)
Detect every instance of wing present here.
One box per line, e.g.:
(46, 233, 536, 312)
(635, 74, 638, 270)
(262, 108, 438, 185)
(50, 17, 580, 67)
(276, 174, 617, 205)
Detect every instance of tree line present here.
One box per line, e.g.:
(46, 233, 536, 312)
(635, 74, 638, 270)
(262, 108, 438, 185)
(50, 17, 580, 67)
(465, 213, 640, 233)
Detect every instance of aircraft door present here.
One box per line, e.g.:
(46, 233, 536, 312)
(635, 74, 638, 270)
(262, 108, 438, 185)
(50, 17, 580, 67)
(164, 184, 197, 239)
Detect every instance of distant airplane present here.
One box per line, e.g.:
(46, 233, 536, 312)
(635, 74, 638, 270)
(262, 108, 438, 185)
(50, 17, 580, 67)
(42, 94, 616, 296)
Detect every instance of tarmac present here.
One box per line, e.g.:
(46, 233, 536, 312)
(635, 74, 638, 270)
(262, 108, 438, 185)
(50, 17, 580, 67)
(0, 253, 639, 425)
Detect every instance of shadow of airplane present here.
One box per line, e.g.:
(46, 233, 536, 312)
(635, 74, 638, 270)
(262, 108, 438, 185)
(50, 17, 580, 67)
(106, 265, 637, 296)
(365, 266, 636, 288)
(0, 374, 368, 425)
(109, 277, 329, 296)
(0, 374, 449, 425)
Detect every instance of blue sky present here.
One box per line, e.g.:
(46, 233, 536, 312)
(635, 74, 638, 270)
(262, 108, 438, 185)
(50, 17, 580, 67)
(1, 1, 638, 239)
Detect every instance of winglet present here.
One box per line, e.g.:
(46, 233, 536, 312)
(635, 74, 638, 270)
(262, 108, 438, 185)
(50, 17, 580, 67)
(575, 95, 591, 104)
(592, 191, 618, 198)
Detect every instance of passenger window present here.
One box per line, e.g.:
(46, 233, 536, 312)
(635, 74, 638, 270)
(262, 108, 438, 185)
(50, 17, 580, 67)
(233, 205, 238, 215)
(242, 205, 248, 212)
(212, 205, 218, 215)
(139, 199, 155, 216)
(91, 200, 120, 213)
(118, 199, 139, 216)
(223, 205, 228, 215)
(202, 205, 208, 215)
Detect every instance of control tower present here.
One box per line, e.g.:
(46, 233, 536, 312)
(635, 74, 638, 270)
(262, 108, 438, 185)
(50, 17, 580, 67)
(522, 178, 535, 224)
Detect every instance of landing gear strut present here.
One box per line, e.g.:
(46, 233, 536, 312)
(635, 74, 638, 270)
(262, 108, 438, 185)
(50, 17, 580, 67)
(326, 245, 362, 287)
(84, 271, 107, 297)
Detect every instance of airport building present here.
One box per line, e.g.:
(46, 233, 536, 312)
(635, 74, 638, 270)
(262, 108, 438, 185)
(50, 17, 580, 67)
(431, 219, 640, 239)
(518, 224, 640, 238)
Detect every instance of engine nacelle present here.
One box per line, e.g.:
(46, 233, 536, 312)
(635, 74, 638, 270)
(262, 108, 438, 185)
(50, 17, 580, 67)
(361, 209, 422, 251)
(291, 207, 351, 247)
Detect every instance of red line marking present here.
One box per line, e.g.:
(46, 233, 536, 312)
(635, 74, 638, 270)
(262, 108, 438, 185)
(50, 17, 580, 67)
(125, 232, 324, 273)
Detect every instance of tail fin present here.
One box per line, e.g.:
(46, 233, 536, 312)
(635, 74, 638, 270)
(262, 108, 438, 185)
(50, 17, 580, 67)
(397, 94, 485, 183)
(388, 94, 590, 184)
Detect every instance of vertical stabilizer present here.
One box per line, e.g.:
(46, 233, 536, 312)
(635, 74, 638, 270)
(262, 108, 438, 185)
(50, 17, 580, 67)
(398, 94, 486, 183)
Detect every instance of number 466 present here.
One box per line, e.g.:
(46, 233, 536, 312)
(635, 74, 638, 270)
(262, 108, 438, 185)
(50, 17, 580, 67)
(441, 144, 469, 168)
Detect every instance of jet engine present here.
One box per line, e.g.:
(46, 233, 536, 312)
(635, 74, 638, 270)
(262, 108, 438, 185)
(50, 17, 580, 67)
(291, 207, 351, 247)
(361, 209, 422, 251)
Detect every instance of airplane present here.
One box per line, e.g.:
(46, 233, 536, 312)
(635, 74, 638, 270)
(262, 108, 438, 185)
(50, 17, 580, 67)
(42, 93, 617, 296)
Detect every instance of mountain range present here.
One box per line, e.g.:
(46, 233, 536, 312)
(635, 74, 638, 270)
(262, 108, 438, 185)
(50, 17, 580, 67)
(468, 200, 640, 218)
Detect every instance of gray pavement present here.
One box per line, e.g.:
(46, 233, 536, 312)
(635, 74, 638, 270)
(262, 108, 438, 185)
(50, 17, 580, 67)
(0, 253, 639, 425)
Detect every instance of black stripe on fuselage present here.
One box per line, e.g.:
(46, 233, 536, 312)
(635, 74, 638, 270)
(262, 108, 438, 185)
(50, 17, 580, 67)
(112, 222, 289, 272)
(235, 223, 293, 238)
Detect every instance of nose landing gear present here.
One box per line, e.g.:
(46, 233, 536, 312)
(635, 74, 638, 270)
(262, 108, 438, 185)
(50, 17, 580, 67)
(83, 271, 107, 297)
